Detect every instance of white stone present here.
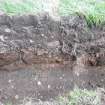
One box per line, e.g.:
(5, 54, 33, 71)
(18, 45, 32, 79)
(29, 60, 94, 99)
(0, 10, 5, 15)
(25, 101, 32, 105)
(0, 102, 4, 105)
(15, 95, 19, 99)
(30, 40, 34, 43)
(41, 34, 44, 37)
(47, 41, 60, 48)
(5, 28, 11, 33)
(37, 81, 42, 86)
(0, 36, 5, 41)
(8, 80, 12, 83)
(48, 85, 51, 89)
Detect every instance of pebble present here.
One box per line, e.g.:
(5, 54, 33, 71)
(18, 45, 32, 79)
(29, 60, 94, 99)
(8, 80, 12, 83)
(15, 95, 19, 99)
(37, 81, 42, 86)
(25, 101, 32, 105)
(5, 28, 11, 33)
(0, 36, 5, 41)
(41, 34, 44, 37)
(48, 85, 51, 89)
(30, 39, 34, 43)
(47, 41, 60, 48)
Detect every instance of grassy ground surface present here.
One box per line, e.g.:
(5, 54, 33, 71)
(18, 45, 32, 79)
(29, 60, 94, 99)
(60, 0, 105, 26)
(0, 0, 105, 26)
(5, 88, 102, 105)
(0, 0, 43, 14)
(58, 88, 101, 105)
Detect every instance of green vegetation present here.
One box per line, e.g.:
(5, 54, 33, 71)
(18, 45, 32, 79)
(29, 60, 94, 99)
(60, 0, 105, 27)
(59, 88, 101, 105)
(4, 88, 102, 105)
(0, 0, 43, 15)
(0, 0, 105, 26)
(5, 101, 13, 105)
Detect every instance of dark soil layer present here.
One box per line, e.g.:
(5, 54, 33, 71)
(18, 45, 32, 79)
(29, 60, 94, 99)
(0, 13, 105, 67)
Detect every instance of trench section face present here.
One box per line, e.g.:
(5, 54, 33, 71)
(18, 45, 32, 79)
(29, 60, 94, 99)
(0, 14, 105, 104)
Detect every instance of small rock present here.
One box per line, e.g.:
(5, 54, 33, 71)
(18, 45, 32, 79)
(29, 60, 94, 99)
(30, 39, 34, 43)
(47, 41, 60, 48)
(0, 102, 4, 105)
(0, 36, 5, 41)
(48, 85, 51, 89)
(41, 34, 44, 37)
(8, 80, 12, 83)
(15, 95, 19, 99)
(25, 101, 32, 105)
(37, 81, 42, 86)
(37, 49, 48, 56)
(0, 11, 5, 15)
(5, 28, 11, 33)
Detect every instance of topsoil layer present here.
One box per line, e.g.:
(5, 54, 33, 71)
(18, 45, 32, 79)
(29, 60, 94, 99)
(0, 13, 105, 67)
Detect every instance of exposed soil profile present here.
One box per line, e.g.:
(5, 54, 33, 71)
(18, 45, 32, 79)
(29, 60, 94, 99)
(0, 13, 105, 104)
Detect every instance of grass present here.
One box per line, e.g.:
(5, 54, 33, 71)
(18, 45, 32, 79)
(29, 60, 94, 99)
(0, 0, 43, 15)
(60, 0, 105, 27)
(4, 88, 102, 105)
(59, 87, 101, 105)
(0, 0, 105, 26)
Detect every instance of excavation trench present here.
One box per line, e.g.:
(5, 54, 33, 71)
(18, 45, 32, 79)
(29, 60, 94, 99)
(0, 13, 105, 104)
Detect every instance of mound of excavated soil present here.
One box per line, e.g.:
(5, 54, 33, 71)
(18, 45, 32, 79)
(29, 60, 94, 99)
(0, 13, 105, 68)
